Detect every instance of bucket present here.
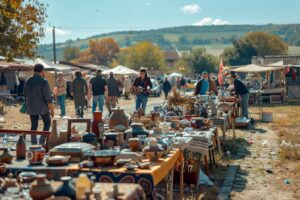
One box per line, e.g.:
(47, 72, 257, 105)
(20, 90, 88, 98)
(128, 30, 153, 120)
(262, 112, 273, 122)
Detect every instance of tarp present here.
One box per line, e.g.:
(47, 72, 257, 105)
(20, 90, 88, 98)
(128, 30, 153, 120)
(230, 64, 285, 73)
(168, 72, 183, 77)
(102, 65, 139, 75)
(35, 58, 72, 74)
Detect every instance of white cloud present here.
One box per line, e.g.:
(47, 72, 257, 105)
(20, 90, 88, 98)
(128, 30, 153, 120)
(45, 27, 71, 36)
(146, 2, 152, 6)
(181, 4, 200, 14)
(194, 17, 229, 26)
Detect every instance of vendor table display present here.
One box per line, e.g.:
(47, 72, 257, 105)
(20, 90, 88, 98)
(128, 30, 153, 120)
(79, 149, 183, 200)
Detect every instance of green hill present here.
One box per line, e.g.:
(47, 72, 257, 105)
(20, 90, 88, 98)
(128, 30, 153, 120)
(37, 24, 300, 61)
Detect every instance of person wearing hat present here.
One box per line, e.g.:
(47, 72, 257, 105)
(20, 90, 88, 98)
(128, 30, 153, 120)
(195, 71, 218, 95)
(229, 72, 250, 118)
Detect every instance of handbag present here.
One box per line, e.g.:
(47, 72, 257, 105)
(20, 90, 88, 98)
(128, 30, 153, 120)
(19, 103, 27, 114)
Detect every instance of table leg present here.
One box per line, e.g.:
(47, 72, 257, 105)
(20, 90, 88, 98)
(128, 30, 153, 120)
(216, 131, 222, 155)
(180, 161, 184, 200)
(204, 155, 209, 175)
(169, 167, 174, 200)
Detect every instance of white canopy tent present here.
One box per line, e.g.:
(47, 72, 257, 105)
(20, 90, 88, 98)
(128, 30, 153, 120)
(102, 65, 139, 75)
(168, 72, 183, 77)
(230, 64, 285, 73)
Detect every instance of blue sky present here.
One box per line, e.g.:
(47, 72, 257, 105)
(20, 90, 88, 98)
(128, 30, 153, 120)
(40, 0, 300, 44)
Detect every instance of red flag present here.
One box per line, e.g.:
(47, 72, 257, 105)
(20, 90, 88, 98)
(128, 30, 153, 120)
(218, 59, 224, 85)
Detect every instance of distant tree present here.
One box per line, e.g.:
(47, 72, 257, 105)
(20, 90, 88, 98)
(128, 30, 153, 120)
(245, 32, 288, 56)
(122, 41, 165, 70)
(189, 48, 218, 73)
(178, 36, 190, 45)
(0, 0, 47, 60)
(77, 38, 120, 65)
(63, 47, 80, 61)
(176, 48, 218, 73)
(222, 32, 288, 65)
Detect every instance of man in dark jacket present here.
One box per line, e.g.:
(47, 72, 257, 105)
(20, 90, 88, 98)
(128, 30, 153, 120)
(162, 77, 172, 99)
(88, 70, 107, 113)
(106, 72, 119, 114)
(230, 72, 250, 118)
(24, 64, 54, 144)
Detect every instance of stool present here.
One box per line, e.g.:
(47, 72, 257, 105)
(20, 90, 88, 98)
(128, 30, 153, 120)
(203, 145, 216, 175)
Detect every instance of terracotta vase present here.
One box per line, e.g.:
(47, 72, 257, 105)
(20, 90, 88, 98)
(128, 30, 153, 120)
(16, 134, 26, 159)
(128, 138, 139, 152)
(48, 120, 60, 150)
(0, 148, 13, 164)
(109, 108, 128, 130)
(27, 145, 45, 165)
(29, 174, 53, 200)
(92, 112, 103, 138)
(54, 176, 76, 200)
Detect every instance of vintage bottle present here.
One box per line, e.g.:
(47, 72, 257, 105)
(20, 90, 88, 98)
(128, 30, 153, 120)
(48, 119, 60, 150)
(75, 173, 91, 200)
(55, 176, 76, 200)
(92, 111, 103, 138)
(16, 134, 26, 159)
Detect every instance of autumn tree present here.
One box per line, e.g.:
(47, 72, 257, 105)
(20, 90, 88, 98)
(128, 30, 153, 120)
(63, 46, 80, 61)
(121, 41, 165, 70)
(77, 38, 120, 66)
(0, 0, 47, 60)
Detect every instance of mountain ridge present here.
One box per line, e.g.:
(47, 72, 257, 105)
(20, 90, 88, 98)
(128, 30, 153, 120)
(37, 24, 300, 60)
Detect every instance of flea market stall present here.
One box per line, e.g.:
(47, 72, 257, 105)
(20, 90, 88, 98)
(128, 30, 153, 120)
(231, 64, 286, 103)
(0, 87, 237, 200)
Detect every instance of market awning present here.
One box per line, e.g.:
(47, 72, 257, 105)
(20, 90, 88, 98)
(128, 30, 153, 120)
(230, 64, 285, 73)
(0, 61, 33, 71)
(35, 58, 72, 74)
(168, 72, 183, 77)
(102, 65, 139, 75)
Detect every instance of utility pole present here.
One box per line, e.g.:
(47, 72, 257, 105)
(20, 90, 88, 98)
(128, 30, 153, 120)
(52, 26, 57, 64)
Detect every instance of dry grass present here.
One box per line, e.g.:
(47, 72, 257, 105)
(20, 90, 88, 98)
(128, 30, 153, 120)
(268, 105, 300, 160)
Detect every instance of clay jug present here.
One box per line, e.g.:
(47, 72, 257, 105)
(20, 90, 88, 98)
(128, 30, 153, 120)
(0, 148, 13, 164)
(29, 174, 53, 200)
(16, 134, 26, 159)
(109, 108, 128, 130)
(92, 112, 102, 138)
(54, 176, 76, 200)
(48, 120, 60, 150)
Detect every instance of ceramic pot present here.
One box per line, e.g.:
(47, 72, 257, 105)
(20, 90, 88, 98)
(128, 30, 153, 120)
(16, 134, 26, 159)
(92, 112, 103, 138)
(48, 120, 60, 150)
(29, 174, 53, 200)
(143, 145, 164, 161)
(27, 145, 45, 165)
(18, 171, 36, 184)
(54, 176, 76, 200)
(109, 108, 128, 130)
(0, 148, 13, 164)
(82, 132, 98, 146)
(128, 138, 139, 152)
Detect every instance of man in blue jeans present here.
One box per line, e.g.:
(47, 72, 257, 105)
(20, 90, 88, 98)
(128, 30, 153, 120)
(133, 69, 153, 114)
(88, 70, 108, 113)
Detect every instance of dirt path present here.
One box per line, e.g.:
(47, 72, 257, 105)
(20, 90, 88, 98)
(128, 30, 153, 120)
(228, 123, 300, 200)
